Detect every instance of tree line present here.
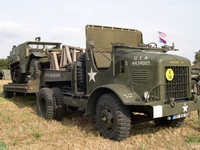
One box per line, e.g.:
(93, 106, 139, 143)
(0, 58, 8, 70)
(193, 50, 200, 64)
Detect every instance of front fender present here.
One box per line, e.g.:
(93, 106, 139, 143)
(86, 84, 141, 115)
(101, 84, 141, 105)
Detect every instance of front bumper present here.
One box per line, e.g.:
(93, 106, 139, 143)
(152, 99, 200, 119)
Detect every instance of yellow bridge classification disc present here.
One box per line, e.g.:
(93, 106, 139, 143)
(166, 68, 174, 81)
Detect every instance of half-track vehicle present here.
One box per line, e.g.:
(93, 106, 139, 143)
(8, 37, 62, 84)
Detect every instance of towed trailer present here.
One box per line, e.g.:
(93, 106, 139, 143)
(3, 41, 84, 98)
(3, 79, 39, 98)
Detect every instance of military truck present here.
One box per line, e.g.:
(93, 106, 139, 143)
(8, 37, 62, 84)
(33, 25, 200, 141)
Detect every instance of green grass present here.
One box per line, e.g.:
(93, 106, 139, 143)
(13, 140, 18, 146)
(186, 135, 200, 143)
(0, 141, 8, 150)
(0, 97, 6, 102)
(33, 132, 42, 139)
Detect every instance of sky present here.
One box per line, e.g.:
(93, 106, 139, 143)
(0, 0, 200, 64)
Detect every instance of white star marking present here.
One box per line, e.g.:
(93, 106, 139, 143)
(88, 68, 97, 82)
(182, 103, 188, 112)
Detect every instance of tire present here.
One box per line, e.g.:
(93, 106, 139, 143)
(77, 54, 86, 91)
(95, 93, 131, 141)
(154, 117, 185, 128)
(51, 87, 67, 120)
(3, 88, 13, 99)
(30, 59, 41, 81)
(68, 106, 79, 111)
(11, 65, 21, 83)
(15, 92, 24, 96)
(36, 88, 54, 120)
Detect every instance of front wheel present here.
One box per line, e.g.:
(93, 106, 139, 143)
(95, 93, 131, 141)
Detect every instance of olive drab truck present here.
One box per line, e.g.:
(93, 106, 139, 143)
(5, 25, 200, 141)
(36, 25, 200, 141)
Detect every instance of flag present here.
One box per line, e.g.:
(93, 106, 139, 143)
(158, 31, 167, 44)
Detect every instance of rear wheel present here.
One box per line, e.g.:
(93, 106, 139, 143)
(36, 88, 54, 120)
(3, 87, 13, 99)
(51, 87, 67, 120)
(95, 93, 131, 141)
(68, 106, 79, 111)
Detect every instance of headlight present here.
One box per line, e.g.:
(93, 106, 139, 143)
(144, 91, 150, 100)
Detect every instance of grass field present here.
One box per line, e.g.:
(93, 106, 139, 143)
(0, 80, 200, 150)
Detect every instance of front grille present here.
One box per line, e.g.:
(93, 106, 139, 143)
(165, 66, 190, 100)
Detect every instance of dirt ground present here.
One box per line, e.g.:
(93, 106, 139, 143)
(0, 80, 200, 150)
(0, 80, 11, 87)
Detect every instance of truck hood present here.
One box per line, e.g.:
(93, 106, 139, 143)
(124, 51, 191, 66)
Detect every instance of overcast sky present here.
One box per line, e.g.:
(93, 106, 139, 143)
(0, 0, 200, 63)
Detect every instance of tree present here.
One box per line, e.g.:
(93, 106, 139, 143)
(193, 50, 200, 64)
(0, 58, 8, 70)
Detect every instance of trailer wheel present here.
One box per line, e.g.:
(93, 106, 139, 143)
(36, 88, 54, 120)
(30, 59, 41, 81)
(154, 117, 185, 128)
(51, 87, 67, 120)
(95, 93, 131, 141)
(3, 87, 13, 98)
(77, 53, 86, 91)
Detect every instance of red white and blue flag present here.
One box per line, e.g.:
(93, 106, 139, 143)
(158, 31, 167, 44)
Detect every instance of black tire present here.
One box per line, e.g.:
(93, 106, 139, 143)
(154, 117, 185, 128)
(77, 53, 86, 91)
(30, 59, 41, 81)
(51, 87, 67, 120)
(95, 93, 131, 141)
(68, 106, 79, 111)
(11, 65, 21, 83)
(15, 92, 24, 96)
(36, 88, 54, 120)
(3, 88, 13, 99)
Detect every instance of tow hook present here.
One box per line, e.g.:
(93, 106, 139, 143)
(193, 94, 199, 103)
(169, 98, 176, 107)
